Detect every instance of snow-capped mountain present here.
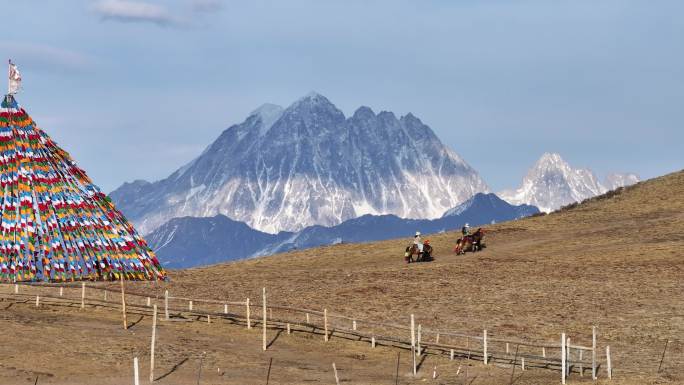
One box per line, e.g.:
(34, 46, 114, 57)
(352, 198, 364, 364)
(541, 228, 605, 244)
(499, 153, 639, 212)
(110, 92, 488, 234)
(149, 193, 538, 268)
(604, 173, 640, 191)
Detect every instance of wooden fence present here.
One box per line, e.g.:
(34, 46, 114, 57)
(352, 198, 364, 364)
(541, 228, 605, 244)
(2, 282, 612, 383)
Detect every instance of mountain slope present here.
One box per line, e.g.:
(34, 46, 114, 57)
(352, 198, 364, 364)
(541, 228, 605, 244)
(110, 93, 488, 234)
(148, 193, 538, 267)
(145, 215, 294, 268)
(261, 193, 538, 256)
(163, 169, 684, 384)
(499, 153, 639, 212)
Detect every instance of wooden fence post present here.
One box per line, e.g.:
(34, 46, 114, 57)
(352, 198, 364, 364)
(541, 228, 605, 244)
(542, 347, 546, 358)
(579, 349, 584, 377)
(450, 349, 454, 360)
(306, 313, 310, 324)
(224, 304, 228, 314)
(324, 308, 329, 342)
(567, 337, 571, 377)
(287, 323, 291, 334)
(436, 333, 440, 344)
(417, 324, 422, 357)
(522, 357, 525, 371)
(592, 326, 597, 380)
(189, 300, 193, 311)
(411, 314, 416, 376)
(104, 289, 107, 301)
(352, 319, 357, 331)
(483, 329, 488, 365)
(59, 286, 63, 297)
(332, 363, 340, 385)
(81, 282, 85, 309)
(120, 274, 127, 330)
(14, 284, 18, 294)
(246, 298, 251, 329)
(164, 290, 169, 320)
(147, 297, 151, 307)
(262, 288, 267, 351)
(35, 295, 39, 307)
(133, 357, 140, 385)
(371, 336, 376, 348)
(561, 333, 566, 385)
(606, 346, 612, 379)
(150, 304, 157, 383)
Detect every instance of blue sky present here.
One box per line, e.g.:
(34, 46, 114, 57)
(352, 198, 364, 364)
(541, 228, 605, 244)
(3, 0, 683, 192)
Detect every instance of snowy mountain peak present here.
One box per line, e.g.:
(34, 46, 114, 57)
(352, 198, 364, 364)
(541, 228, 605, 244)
(401, 112, 420, 123)
(249, 103, 284, 135)
(352, 106, 376, 120)
(499, 153, 605, 213)
(302, 90, 325, 99)
(291, 91, 336, 109)
(279, 92, 345, 125)
(539, 152, 562, 161)
(499, 153, 639, 213)
(111, 93, 488, 234)
(605, 173, 640, 190)
(536, 152, 566, 167)
(377, 110, 398, 123)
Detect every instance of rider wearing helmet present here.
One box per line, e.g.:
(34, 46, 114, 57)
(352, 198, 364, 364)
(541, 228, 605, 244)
(461, 223, 470, 237)
(414, 231, 423, 253)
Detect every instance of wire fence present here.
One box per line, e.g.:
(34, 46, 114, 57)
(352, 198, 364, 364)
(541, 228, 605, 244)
(3, 282, 613, 383)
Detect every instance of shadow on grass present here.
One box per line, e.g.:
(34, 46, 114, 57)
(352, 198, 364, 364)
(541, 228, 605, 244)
(267, 329, 284, 349)
(127, 314, 145, 329)
(155, 357, 189, 382)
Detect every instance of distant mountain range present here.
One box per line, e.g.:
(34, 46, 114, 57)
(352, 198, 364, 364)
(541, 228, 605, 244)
(499, 153, 640, 212)
(108, 93, 640, 268)
(110, 92, 487, 235)
(147, 193, 538, 268)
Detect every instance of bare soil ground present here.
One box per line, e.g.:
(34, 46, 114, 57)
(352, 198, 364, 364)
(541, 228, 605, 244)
(1, 170, 683, 384)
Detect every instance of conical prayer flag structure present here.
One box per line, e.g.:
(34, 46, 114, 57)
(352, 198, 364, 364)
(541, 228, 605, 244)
(0, 93, 166, 282)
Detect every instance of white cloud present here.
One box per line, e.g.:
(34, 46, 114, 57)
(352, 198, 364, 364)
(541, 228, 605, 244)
(93, 0, 178, 26)
(0, 42, 96, 73)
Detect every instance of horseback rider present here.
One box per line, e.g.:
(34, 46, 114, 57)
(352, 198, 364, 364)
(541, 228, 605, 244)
(413, 231, 423, 253)
(461, 223, 470, 238)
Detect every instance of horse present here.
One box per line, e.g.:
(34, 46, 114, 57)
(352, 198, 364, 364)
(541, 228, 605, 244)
(405, 243, 433, 263)
(454, 228, 485, 255)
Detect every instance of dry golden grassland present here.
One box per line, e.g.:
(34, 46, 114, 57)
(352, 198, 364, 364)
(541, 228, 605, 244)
(1, 170, 682, 384)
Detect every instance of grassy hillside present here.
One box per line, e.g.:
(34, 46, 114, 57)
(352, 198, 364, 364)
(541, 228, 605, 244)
(166, 169, 684, 382)
(2, 170, 682, 384)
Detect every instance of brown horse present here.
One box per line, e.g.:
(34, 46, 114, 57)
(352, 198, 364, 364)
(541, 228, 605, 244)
(454, 228, 485, 255)
(405, 243, 434, 263)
